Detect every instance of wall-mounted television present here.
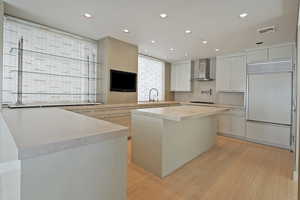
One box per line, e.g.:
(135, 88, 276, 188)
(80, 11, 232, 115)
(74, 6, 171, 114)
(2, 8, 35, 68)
(110, 70, 137, 92)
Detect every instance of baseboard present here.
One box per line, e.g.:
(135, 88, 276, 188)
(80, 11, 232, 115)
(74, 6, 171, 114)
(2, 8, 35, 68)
(217, 132, 245, 141)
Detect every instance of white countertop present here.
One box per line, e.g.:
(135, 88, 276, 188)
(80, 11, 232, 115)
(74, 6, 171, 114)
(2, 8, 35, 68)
(132, 105, 229, 121)
(1, 108, 128, 160)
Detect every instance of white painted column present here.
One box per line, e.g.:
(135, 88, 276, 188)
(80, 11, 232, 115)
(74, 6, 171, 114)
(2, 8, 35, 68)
(294, 7, 300, 181)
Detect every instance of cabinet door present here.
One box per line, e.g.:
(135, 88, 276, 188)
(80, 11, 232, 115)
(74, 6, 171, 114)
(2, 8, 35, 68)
(246, 49, 268, 64)
(218, 114, 232, 134)
(180, 62, 191, 91)
(269, 45, 294, 61)
(171, 61, 191, 91)
(170, 64, 177, 91)
(231, 115, 246, 137)
(216, 58, 231, 91)
(230, 56, 246, 92)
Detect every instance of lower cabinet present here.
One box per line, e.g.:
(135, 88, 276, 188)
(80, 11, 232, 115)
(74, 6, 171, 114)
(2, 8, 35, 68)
(218, 109, 291, 149)
(218, 108, 246, 138)
(246, 121, 290, 149)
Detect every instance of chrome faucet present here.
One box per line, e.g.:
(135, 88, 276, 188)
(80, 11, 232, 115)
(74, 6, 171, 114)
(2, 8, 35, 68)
(149, 88, 159, 102)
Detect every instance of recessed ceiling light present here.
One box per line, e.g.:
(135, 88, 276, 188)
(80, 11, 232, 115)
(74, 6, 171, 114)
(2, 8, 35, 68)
(83, 13, 92, 18)
(239, 13, 248, 18)
(202, 40, 208, 44)
(185, 30, 192, 34)
(160, 13, 168, 18)
(123, 29, 129, 33)
(151, 40, 156, 44)
(170, 48, 175, 51)
(215, 49, 220, 52)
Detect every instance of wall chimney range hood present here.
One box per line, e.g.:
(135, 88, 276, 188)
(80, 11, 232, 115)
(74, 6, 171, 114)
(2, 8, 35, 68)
(193, 58, 215, 81)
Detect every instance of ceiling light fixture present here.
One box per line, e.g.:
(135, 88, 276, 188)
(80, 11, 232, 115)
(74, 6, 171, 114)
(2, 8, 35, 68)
(202, 40, 208, 44)
(151, 40, 156, 44)
(170, 48, 175, 51)
(160, 13, 168, 18)
(184, 53, 188, 57)
(215, 49, 220, 52)
(83, 13, 92, 18)
(123, 29, 130, 33)
(185, 30, 192, 34)
(239, 13, 248, 18)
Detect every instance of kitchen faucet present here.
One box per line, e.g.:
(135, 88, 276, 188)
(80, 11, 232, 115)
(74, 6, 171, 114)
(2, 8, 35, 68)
(149, 88, 159, 102)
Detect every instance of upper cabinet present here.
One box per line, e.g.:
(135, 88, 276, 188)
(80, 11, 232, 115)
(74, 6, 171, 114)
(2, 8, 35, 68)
(246, 49, 268, 64)
(216, 43, 295, 93)
(268, 45, 294, 61)
(171, 60, 192, 92)
(216, 54, 246, 92)
(246, 43, 295, 64)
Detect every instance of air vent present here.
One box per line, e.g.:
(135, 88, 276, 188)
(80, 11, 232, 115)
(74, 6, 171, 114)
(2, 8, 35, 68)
(257, 26, 275, 34)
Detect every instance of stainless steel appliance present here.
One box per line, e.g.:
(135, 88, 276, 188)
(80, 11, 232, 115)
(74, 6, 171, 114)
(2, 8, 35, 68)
(192, 58, 215, 81)
(246, 59, 293, 149)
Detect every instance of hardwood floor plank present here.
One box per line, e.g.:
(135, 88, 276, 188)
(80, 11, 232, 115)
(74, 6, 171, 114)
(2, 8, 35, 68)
(128, 136, 297, 200)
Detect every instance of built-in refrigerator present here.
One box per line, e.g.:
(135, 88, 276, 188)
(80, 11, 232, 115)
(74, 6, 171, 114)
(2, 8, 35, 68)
(246, 59, 293, 150)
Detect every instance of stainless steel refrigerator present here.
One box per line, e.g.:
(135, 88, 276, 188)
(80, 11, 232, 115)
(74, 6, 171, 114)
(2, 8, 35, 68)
(246, 59, 294, 149)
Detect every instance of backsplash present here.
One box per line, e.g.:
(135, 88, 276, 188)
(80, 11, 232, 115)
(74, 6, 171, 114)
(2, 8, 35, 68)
(174, 81, 216, 103)
(174, 80, 244, 106)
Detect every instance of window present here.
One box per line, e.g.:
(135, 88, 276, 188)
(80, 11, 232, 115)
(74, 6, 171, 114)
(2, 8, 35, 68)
(138, 55, 165, 101)
(2, 16, 99, 105)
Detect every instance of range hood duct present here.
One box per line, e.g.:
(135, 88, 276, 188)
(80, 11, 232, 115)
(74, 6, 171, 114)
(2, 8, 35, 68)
(193, 58, 215, 81)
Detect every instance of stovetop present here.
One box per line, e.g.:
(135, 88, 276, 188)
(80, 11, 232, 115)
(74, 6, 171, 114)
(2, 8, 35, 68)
(190, 101, 214, 104)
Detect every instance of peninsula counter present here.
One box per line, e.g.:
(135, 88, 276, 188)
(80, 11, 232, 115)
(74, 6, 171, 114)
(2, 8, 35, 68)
(0, 108, 128, 200)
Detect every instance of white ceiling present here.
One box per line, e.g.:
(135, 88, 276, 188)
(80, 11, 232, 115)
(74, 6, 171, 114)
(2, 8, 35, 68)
(4, 0, 298, 62)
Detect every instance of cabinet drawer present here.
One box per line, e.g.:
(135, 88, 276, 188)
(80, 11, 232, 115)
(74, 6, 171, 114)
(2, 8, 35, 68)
(246, 121, 290, 148)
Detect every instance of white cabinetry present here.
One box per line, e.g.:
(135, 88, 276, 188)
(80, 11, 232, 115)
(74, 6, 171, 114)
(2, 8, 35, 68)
(246, 121, 290, 149)
(216, 54, 246, 92)
(246, 43, 295, 64)
(246, 49, 268, 63)
(218, 108, 246, 138)
(269, 45, 294, 61)
(171, 61, 191, 92)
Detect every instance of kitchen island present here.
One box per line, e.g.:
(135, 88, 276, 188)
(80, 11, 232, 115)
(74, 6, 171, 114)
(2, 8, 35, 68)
(131, 105, 229, 178)
(0, 108, 128, 200)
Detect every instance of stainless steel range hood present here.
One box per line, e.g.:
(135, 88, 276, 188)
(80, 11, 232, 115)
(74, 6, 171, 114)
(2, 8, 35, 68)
(192, 58, 215, 81)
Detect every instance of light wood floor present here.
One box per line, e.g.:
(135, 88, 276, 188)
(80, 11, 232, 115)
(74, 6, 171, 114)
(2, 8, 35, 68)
(128, 136, 298, 200)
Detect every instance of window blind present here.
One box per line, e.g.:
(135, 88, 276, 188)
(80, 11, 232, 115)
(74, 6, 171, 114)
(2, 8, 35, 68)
(2, 16, 100, 105)
(138, 55, 165, 101)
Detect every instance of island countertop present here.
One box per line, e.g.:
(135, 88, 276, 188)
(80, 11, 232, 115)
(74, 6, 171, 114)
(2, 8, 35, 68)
(0, 108, 128, 160)
(131, 105, 229, 121)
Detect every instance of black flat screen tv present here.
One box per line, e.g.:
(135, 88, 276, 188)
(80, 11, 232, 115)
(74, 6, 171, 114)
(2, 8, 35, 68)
(110, 70, 137, 92)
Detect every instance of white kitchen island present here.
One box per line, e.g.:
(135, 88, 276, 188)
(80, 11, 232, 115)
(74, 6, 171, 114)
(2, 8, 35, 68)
(0, 108, 128, 200)
(131, 105, 228, 178)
